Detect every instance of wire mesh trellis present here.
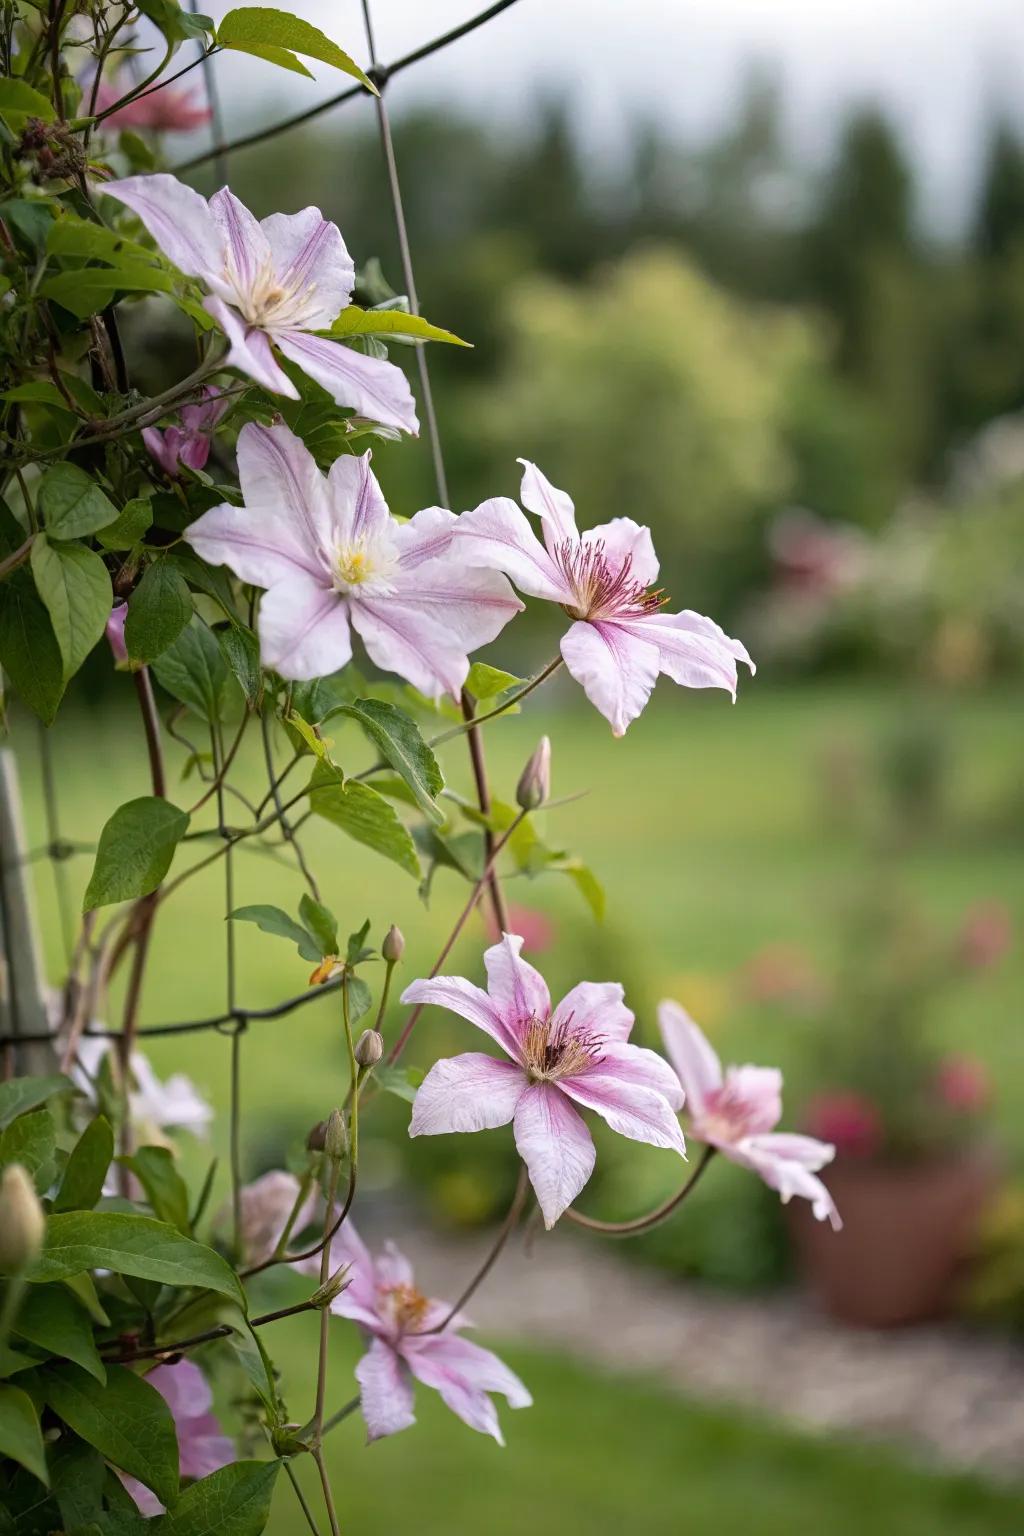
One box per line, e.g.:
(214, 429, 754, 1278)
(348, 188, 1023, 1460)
(0, 0, 526, 1186)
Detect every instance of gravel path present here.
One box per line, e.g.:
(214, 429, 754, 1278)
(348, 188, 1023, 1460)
(388, 1219, 1024, 1480)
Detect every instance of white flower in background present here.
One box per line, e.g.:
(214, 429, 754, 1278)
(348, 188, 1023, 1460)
(72, 1036, 213, 1142)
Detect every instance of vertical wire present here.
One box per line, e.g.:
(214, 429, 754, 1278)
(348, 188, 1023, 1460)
(213, 717, 244, 1257)
(37, 722, 73, 966)
(188, 0, 229, 187)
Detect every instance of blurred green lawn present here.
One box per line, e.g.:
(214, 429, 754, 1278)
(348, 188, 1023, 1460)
(11, 678, 1024, 1532)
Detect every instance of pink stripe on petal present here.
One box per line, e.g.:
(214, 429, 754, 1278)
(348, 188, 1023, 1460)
(513, 1082, 596, 1229)
(203, 296, 298, 397)
(553, 980, 634, 1044)
(558, 1070, 686, 1155)
(349, 596, 466, 699)
(356, 1338, 416, 1441)
(517, 458, 579, 554)
(103, 173, 221, 280)
(560, 619, 660, 737)
(484, 934, 551, 1032)
(261, 207, 354, 325)
(183, 500, 322, 586)
(456, 496, 570, 602)
(656, 1000, 722, 1118)
(399, 976, 515, 1054)
(409, 1053, 525, 1136)
(597, 1041, 685, 1112)
(258, 575, 352, 682)
(327, 451, 389, 545)
(275, 330, 418, 434)
(209, 187, 268, 288)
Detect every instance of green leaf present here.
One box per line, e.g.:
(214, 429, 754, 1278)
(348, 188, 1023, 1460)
(309, 762, 420, 878)
(39, 263, 176, 319)
(43, 1362, 178, 1509)
(61, 1272, 110, 1327)
(217, 625, 262, 707)
(222, 39, 313, 75)
(53, 1117, 114, 1214)
(0, 1108, 56, 1192)
(331, 698, 444, 825)
(0, 1383, 48, 1486)
(122, 1146, 190, 1235)
(298, 894, 338, 957)
(0, 1076, 71, 1132)
(12, 1284, 106, 1384)
(229, 905, 320, 964)
(374, 1064, 423, 1105)
(286, 708, 332, 760)
(217, 7, 376, 90)
(30, 535, 112, 682)
(30, 1211, 245, 1306)
(0, 78, 55, 127)
(326, 306, 470, 347)
(0, 197, 53, 251)
(46, 212, 153, 266)
(136, 0, 213, 44)
(125, 561, 193, 665)
(0, 568, 66, 723)
(465, 662, 523, 702)
(151, 616, 229, 719)
(343, 974, 372, 1026)
(96, 497, 153, 551)
(82, 796, 190, 911)
(555, 858, 606, 921)
(38, 464, 118, 540)
(49, 1431, 106, 1529)
(1, 380, 78, 417)
(154, 1459, 280, 1536)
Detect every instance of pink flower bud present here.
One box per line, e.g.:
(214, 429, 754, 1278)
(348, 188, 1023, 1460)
(142, 387, 227, 478)
(935, 1054, 990, 1113)
(106, 601, 128, 665)
(804, 1092, 882, 1160)
(516, 736, 551, 811)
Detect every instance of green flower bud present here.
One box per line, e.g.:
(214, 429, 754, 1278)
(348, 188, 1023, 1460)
(382, 924, 405, 964)
(354, 1029, 384, 1069)
(516, 736, 551, 811)
(324, 1108, 347, 1162)
(0, 1164, 45, 1273)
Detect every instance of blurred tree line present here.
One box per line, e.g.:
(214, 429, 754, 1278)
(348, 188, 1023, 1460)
(166, 78, 1024, 641)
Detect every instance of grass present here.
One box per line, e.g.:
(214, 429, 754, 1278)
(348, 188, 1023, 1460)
(8, 677, 1024, 1533)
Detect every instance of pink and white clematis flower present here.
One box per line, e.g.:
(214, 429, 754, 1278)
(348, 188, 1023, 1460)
(121, 1360, 234, 1515)
(403, 934, 686, 1228)
(102, 174, 417, 434)
(657, 1000, 841, 1229)
(235, 1169, 318, 1266)
(184, 422, 522, 687)
(299, 1221, 531, 1444)
(93, 74, 212, 133)
(456, 461, 754, 735)
(142, 384, 227, 477)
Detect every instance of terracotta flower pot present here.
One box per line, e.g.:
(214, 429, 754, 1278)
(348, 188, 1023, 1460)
(789, 1150, 997, 1327)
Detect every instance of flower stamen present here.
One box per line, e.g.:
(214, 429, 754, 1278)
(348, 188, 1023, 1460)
(522, 1013, 604, 1082)
(555, 538, 668, 623)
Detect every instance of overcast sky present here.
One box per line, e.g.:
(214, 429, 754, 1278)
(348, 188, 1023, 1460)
(197, 0, 1024, 229)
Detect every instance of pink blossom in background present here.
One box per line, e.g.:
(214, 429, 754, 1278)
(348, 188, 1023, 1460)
(121, 1360, 234, 1515)
(935, 1054, 991, 1114)
(142, 385, 227, 477)
(768, 507, 865, 596)
(93, 75, 212, 133)
(105, 601, 128, 664)
(102, 175, 418, 433)
(185, 422, 522, 687)
(658, 999, 842, 1229)
(485, 903, 556, 953)
(957, 901, 1012, 972)
(804, 1090, 883, 1160)
(297, 1221, 530, 1443)
(742, 943, 822, 1007)
(404, 933, 686, 1228)
(236, 1169, 318, 1265)
(455, 460, 753, 735)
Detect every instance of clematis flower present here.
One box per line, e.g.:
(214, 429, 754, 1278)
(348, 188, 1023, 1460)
(403, 934, 686, 1228)
(142, 385, 227, 477)
(120, 1360, 234, 1515)
(658, 1000, 841, 1229)
(106, 601, 128, 665)
(102, 174, 418, 434)
(234, 1169, 318, 1265)
(93, 74, 212, 133)
(71, 1036, 213, 1142)
(183, 421, 523, 688)
(297, 1221, 531, 1444)
(456, 460, 753, 735)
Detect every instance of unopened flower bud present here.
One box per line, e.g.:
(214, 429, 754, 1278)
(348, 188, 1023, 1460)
(355, 1029, 384, 1069)
(324, 1108, 347, 1162)
(0, 1164, 45, 1273)
(306, 1119, 328, 1153)
(309, 1262, 351, 1309)
(516, 736, 551, 811)
(271, 1423, 308, 1456)
(382, 924, 405, 964)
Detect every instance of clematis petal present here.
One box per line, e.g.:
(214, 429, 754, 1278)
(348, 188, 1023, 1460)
(736, 1134, 841, 1230)
(584, 517, 660, 588)
(356, 1338, 416, 1441)
(258, 574, 351, 681)
(597, 1042, 685, 1112)
(349, 596, 466, 699)
(513, 1082, 596, 1229)
(393, 506, 457, 569)
(236, 421, 333, 557)
(275, 330, 418, 434)
(209, 187, 270, 290)
(560, 619, 660, 737)
(553, 980, 634, 1045)
(103, 173, 222, 280)
(374, 1240, 415, 1291)
(456, 496, 570, 602)
(184, 500, 321, 587)
(622, 609, 754, 700)
(326, 451, 390, 546)
(517, 458, 579, 553)
(409, 1053, 526, 1136)
(402, 1334, 531, 1445)
(391, 559, 524, 659)
(484, 934, 551, 1033)
(204, 295, 298, 397)
(261, 207, 354, 327)
(557, 1071, 686, 1156)
(399, 976, 516, 1055)
(656, 1000, 723, 1119)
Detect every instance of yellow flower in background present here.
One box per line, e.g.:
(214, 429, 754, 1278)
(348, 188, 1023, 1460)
(659, 971, 731, 1034)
